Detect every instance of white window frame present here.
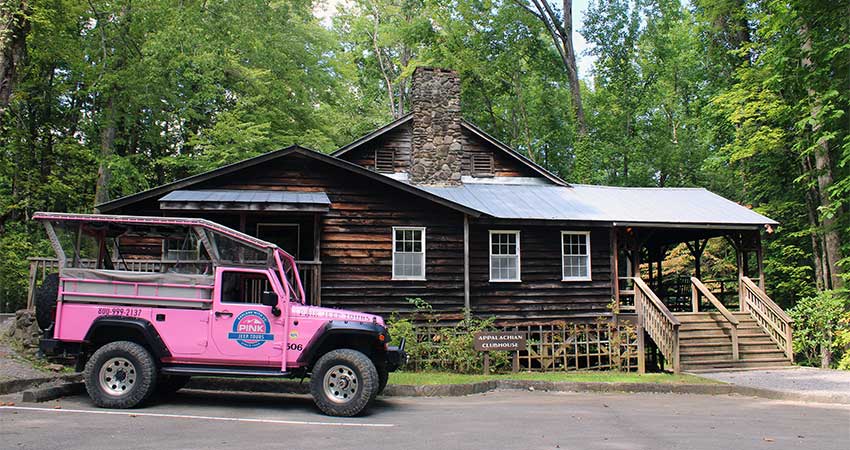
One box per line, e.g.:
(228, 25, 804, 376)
(561, 231, 592, 282)
(489, 230, 521, 282)
(392, 226, 426, 281)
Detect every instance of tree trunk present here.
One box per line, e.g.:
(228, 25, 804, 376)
(0, 0, 30, 114)
(561, 0, 586, 137)
(518, 1, 587, 136)
(801, 25, 844, 290)
(802, 155, 827, 290)
(94, 97, 115, 206)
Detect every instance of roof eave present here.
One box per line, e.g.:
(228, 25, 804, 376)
(331, 114, 413, 157)
(97, 145, 483, 218)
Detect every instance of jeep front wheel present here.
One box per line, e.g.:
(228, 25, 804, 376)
(84, 341, 157, 409)
(310, 349, 378, 417)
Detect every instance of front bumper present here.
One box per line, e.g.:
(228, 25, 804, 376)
(385, 338, 407, 372)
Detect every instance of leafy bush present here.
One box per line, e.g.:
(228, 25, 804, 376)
(386, 298, 508, 374)
(790, 290, 850, 368)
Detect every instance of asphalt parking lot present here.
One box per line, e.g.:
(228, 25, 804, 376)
(2, 389, 848, 450)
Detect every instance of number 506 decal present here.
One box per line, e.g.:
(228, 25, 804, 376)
(287, 343, 303, 351)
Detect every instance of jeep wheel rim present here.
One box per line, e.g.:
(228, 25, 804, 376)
(323, 364, 358, 403)
(99, 357, 137, 397)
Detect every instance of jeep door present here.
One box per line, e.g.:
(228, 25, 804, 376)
(209, 267, 285, 365)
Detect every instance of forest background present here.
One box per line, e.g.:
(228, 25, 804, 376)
(1, 0, 847, 367)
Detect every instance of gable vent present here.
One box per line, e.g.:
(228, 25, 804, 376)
(375, 148, 395, 173)
(471, 153, 494, 177)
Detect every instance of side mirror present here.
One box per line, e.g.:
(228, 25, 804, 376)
(261, 290, 281, 317)
(260, 290, 278, 307)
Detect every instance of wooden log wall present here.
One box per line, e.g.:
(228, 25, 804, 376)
(469, 222, 614, 323)
(111, 153, 616, 323)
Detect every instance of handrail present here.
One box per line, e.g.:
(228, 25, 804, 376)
(635, 277, 680, 325)
(633, 277, 680, 373)
(741, 277, 792, 322)
(741, 277, 794, 360)
(691, 277, 739, 360)
(691, 278, 738, 324)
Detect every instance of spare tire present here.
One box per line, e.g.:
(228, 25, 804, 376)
(35, 273, 60, 331)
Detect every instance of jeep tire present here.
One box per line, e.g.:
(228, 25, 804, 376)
(310, 349, 378, 417)
(375, 363, 389, 398)
(34, 273, 60, 331)
(84, 341, 157, 409)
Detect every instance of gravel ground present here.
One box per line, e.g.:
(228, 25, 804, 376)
(697, 366, 850, 403)
(0, 321, 50, 382)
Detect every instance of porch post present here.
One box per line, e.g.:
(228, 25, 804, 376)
(686, 240, 707, 280)
(610, 228, 620, 310)
(463, 214, 471, 319)
(656, 246, 664, 292)
(313, 214, 322, 306)
(756, 233, 765, 290)
(735, 237, 746, 312)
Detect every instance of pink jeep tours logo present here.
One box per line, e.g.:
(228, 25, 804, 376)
(227, 310, 274, 348)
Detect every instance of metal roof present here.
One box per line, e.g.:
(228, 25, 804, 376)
(159, 189, 331, 205)
(419, 183, 777, 227)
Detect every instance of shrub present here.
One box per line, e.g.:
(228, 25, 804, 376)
(386, 298, 508, 374)
(789, 290, 850, 368)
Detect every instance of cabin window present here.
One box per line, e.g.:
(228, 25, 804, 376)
(489, 231, 520, 282)
(392, 227, 426, 280)
(562, 231, 591, 281)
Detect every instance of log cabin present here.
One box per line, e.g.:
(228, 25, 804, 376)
(59, 67, 791, 373)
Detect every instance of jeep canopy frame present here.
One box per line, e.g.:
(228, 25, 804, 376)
(32, 212, 306, 303)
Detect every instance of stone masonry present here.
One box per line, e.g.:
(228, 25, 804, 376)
(409, 67, 463, 186)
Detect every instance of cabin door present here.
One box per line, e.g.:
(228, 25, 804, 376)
(209, 268, 285, 364)
(256, 223, 300, 259)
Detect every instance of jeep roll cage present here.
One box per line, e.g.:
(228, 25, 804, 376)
(32, 212, 306, 304)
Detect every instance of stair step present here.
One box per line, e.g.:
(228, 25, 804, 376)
(739, 343, 783, 351)
(738, 348, 785, 359)
(680, 341, 734, 348)
(679, 337, 736, 345)
(681, 357, 792, 370)
(680, 351, 734, 361)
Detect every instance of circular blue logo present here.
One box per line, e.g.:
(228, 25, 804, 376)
(227, 310, 273, 348)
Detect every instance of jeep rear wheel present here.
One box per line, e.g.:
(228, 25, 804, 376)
(310, 349, 378, 417)
(84, 341, 157, 409)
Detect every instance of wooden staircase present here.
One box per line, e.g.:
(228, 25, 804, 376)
(633, 276, 794, 374)
(677, 311, 792, 372)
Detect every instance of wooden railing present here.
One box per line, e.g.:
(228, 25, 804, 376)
(633, 277, 681, 373)
(27, 257, 322, 308)
(741, 276, 793, 360)
(691, 277, 739, 360)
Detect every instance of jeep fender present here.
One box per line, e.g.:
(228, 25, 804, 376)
(297, 320, 388, 367)
(84, 316, 171, 360)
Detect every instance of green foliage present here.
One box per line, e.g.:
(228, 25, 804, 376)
(789, 290, 850, 368)
(1, 0, 848, 343)
(387, 298, 508, 374)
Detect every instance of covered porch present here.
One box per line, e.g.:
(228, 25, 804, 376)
(612, 225, 793, 374)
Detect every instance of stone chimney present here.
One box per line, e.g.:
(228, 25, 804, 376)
(409, 67, 463, 186)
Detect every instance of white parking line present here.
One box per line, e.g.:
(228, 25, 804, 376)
(0, 406, 395, 428)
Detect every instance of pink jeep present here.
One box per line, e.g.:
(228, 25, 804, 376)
(33, 212, 405, 416)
